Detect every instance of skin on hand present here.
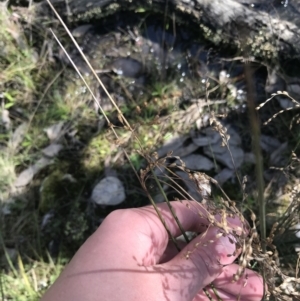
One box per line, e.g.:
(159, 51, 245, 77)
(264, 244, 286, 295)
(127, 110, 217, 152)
(40, 201, 264, 301)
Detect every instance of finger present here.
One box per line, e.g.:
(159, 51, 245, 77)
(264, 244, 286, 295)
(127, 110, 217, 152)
(132, 201, 245, 264)
(193, 289, 239, 301)
(212, 264, 264, 301)
(193, 264, 265, 301)
(96, 200, 245, 266)
(158, 226, 240, 301)
(140, 200, 246, 238)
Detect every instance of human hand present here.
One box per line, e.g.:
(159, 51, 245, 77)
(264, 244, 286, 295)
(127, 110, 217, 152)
(41, 201, 264, 301)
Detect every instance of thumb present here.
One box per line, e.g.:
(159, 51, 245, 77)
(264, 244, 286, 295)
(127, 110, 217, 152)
(159, 226, 240, 301)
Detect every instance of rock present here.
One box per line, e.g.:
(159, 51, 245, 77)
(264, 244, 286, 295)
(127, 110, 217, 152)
(172, 143, 199, 158)
(191, 135, 211, 147)
(287, 82, 300, 100)
(111, 57, 143, 78)
(204, 145, 244, 169)
(276, 95, 296, 110)
(204, 142, 227, 155)
(176, 171, 202, 202)
(244, 152, 256, 164)
(223, 125, 242, 146)
(178, 154, 214, 171)
(91, 176, 126, 206)
(193, 124, 241, 148)
(270, 142, 288, 166)
(263, 170, 287, 187)
(157, 134, 189, 157)
(214, 168, 235, 185)
(191, 127, 221, 147)
(260, 135, 281, 153)
(72, 24, 93, 38)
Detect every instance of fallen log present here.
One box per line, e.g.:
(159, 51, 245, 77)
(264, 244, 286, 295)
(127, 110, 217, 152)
(45, 0, 300, 76)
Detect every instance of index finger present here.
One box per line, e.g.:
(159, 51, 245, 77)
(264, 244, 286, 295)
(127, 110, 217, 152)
(107, 200, 247, 265)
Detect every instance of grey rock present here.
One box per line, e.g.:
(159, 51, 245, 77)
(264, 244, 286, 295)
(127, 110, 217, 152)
(157, 134, 189, 157)
(204, 145, 244, 169)
(178, 154, 214, 171)
(192, 127, 221, 147)
(111, 57, 143, 78)
(270, 142, 288, 166)
(277, 95, 296, 110)
(176, 171, 202, 202)
(204, 142, 227, 155)
(260, 135, 281, 153)
(191, 135, 211, 147)
(72, 24, 93, 38)
(244, 152, 256, 164)
(172, 143, 199, 158)
(214, 168, 235, 185)
(287, 83, 300, 100)
(224, 125, 242, 146)
(194, 124, 241, 148)
(263, 170, 287, 187)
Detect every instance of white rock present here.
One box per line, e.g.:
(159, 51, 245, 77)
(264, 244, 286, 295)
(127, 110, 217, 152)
(42, 143, 63, 157)
(1, 109, 11, 129)
(178, 154, 214, 171)
(14, 157, 54, 187)
(32, 157, 54, 174)
(14, 166, 34, 187)
(9, 122, 28, 150)
(91, 177, 125, 206)
(44, 122, 64, 141)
